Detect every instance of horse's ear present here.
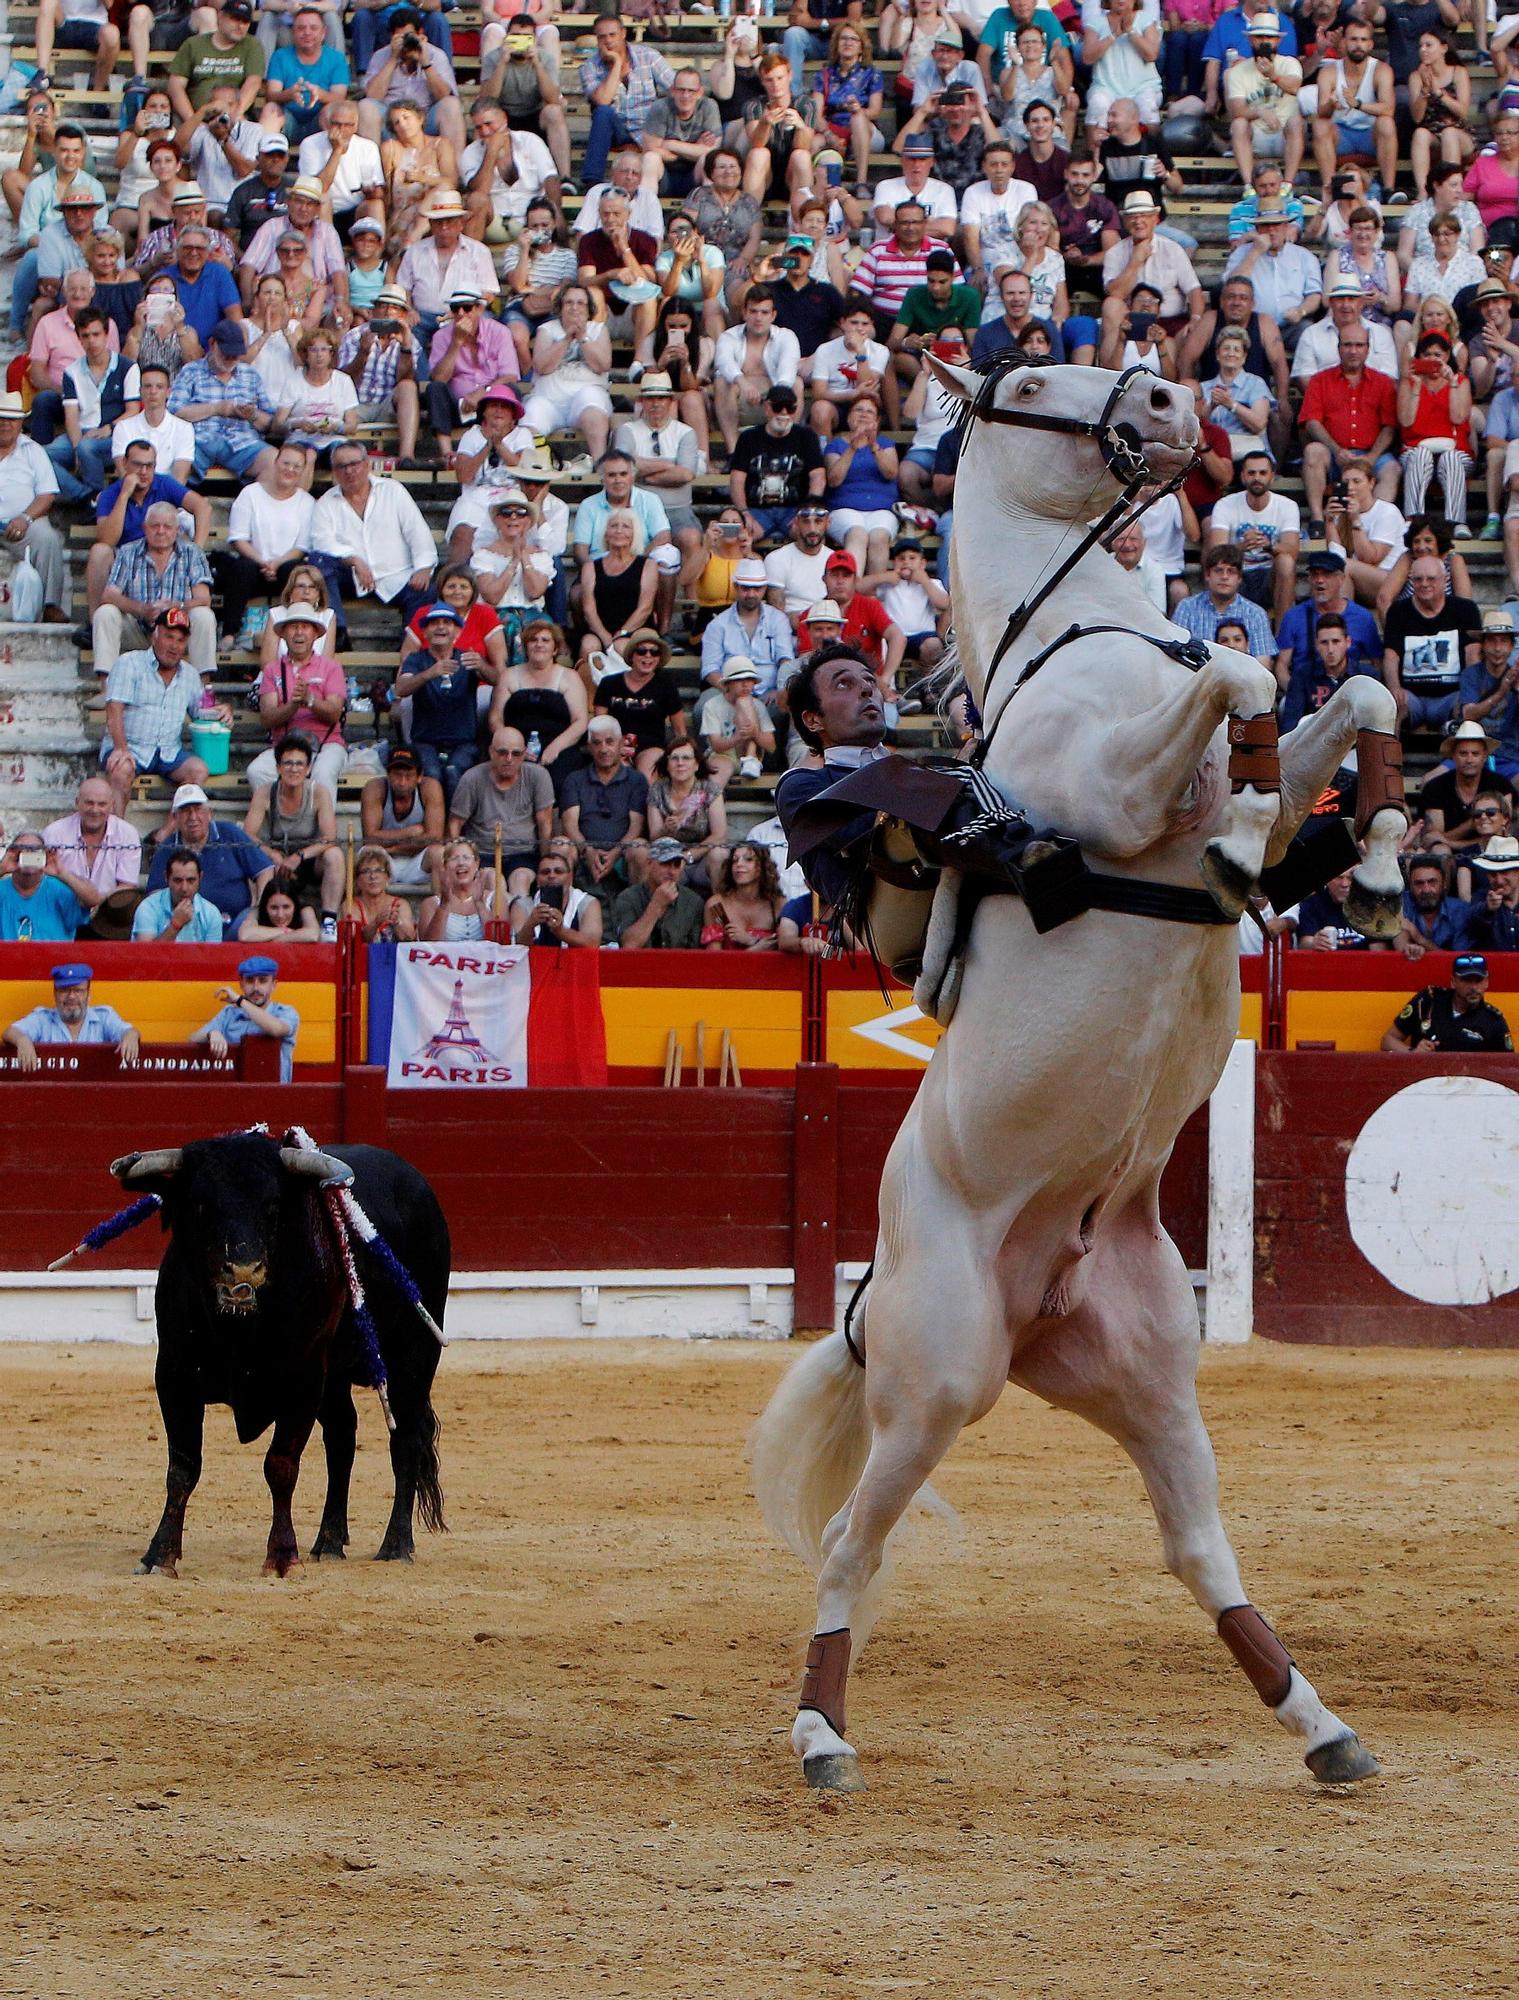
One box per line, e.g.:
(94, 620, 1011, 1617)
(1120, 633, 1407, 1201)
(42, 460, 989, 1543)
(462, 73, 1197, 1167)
(923, 353, 981, 404)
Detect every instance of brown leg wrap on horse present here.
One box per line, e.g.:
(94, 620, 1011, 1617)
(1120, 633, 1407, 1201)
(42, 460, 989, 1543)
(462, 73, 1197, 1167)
(798, 1627, 851, 1738)
(1217, 1604, 1294, 1708)
(1227, 714, 1281, 794)
(1353, 730, 1406, 841)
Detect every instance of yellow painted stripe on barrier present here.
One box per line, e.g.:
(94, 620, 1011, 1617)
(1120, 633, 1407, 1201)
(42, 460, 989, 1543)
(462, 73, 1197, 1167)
(0, 978, 337, 1065)
(601, 985, 802, 1071)
(1285, 987, 1519, 1053)
(827, 987, 1263, 1068)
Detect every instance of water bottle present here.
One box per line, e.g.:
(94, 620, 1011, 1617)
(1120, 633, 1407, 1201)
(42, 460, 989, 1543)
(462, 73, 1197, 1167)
(716, 0, 732, 17)
(346, 674, 361, 708)
(348, 673, 373, 719)
(198, 685, 216, 715)
(526, 728, 542, 759)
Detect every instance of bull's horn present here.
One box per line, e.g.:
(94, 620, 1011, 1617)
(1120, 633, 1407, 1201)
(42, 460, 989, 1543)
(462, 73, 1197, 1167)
(110, 1149, 183, 1183)
(278, 1147, 354, 1188)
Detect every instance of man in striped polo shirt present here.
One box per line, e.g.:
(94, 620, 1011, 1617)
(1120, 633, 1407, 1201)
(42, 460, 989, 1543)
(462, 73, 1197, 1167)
(848, 202, 961, 345)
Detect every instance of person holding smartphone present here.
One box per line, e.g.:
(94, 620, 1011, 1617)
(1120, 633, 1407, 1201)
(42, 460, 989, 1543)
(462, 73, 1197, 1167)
(509, 847, 602, 947)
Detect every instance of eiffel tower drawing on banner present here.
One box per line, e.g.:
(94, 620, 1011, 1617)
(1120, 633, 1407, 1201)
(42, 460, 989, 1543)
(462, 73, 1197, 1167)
(415, 978, 500, 1068)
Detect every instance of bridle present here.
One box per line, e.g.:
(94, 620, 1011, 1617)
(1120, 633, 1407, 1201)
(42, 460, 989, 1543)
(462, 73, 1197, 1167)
(957, 358, 1204, 747)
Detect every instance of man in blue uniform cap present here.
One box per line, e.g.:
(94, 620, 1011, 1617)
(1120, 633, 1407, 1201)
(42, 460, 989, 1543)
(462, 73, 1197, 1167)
(191, 954, 301, 1080)
(2, 963, 141, 1069)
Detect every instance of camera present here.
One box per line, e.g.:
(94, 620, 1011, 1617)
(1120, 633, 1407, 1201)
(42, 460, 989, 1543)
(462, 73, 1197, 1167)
(145, 111, 170, 129)
(1331, 174, 1353, 199)
(402, 32, 422, 54)
(1412, 355, 1443, 377)
(370, 317, 401, 335)
(537, 883, 565, 912)
(507, 33, 534, 53)
(778, 253, 801, 272)
(719, 521, 742, 539)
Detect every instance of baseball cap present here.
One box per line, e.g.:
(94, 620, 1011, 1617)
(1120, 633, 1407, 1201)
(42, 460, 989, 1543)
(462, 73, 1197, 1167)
(210, 317, 244, 355)
(172, 783, 209, 811)
(647, 837, 686, 863)
(221, 0, 254, 18)
(900, 133, 936, 158)
(824, 550, 858, 573)
(51, 963, 93, 989)
(259, 132, 291, 155)
(722, 655, 761, 683)
(385, 744, 420, 770)
(350, 215, 386, 238)
(1305, 548, 1346, 572)
(1453, 952, 1490, 977)
(733, 559, 769, 587)
(155, 605, 191, 630)
(932, 21, 962, 43)
(806, 599, 845, 624)
(764, 382, 798, 410)
(238, 955, 280, 978)
(421, 601, 463, 624)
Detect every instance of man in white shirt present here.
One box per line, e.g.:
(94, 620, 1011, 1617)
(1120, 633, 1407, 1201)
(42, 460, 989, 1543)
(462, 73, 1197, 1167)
(460, 98, 560, 235)
(0, 391, 68, 620)
(1205, 447, 1301, 623)
(871, 135, 959, 239)
(572, 147, 664, 240)
(613, 372, 702, 558)
(711, 288, 802, 456)
(394, 190, 501, 342)
(764, 502, 832, 623)
(960, 142, 1040, 289)
(212, 441, 317, 640)
(1108, 516, 1168, 613)
(182, 84, 264, 217)
(1291, 273, 1398, 380)
(1224, 12, 1304, 188)
(297, 100, 386, 225)
(111, 363, 194, 481)
(309, 439, 437, 640)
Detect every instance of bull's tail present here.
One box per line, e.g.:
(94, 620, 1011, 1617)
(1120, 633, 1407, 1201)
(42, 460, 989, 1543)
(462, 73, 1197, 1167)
(408, 1401, 446, 1535)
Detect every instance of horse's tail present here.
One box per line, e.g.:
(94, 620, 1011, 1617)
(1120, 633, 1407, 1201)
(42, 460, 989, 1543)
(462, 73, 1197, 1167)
(750, 1332, 871, 1577)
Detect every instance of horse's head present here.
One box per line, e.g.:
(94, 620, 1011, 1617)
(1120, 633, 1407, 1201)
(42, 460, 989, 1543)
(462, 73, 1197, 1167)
(926, 355, 1199, 513)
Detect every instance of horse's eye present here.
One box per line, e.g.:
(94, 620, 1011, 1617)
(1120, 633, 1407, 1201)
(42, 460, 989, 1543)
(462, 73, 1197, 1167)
(1017, 378, 1041, 399)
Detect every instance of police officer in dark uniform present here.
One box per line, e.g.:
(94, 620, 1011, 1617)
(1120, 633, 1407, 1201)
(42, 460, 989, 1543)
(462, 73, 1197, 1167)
(1381, 952, 1514, 1053)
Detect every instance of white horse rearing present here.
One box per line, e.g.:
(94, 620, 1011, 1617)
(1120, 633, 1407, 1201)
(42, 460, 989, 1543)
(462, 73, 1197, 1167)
(752, 356, 1409, 1794)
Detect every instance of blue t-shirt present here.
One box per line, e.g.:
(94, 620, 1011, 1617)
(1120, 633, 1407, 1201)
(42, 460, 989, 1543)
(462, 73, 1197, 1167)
(202, 999, 300, 1081)
(145, 823, 271, 929)
(1202, 5, 1299, 66)
(402, 647, 481, 747)
(171, 259, 242, 343)
(95, 472, 189, 542)
(824, 436, 900, 514)
(1275, 599, 1383, 679)
(268, 46, 350, 99)
(0, 876, 85, 939)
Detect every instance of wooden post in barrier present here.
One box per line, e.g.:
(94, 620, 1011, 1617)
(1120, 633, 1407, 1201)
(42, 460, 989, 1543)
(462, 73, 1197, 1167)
(492, 826, 504, 920)
(695, 1019, 706, 1087)
(791, 1061, 840, 1335)
(344, 824, 355, 912)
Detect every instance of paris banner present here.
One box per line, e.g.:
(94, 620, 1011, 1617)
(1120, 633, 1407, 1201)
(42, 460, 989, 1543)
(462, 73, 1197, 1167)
(368, 940, 607, 1088)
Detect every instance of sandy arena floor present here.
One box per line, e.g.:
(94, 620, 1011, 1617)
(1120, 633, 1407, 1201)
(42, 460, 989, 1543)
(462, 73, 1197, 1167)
(3, 1337, 1517, 1999)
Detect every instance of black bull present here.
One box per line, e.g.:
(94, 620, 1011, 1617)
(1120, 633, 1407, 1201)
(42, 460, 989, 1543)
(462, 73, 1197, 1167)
(111, 1134, 450, 1577)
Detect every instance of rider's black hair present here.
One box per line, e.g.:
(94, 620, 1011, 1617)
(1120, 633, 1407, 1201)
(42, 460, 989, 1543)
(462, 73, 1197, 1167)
(789, 642, 877, 752)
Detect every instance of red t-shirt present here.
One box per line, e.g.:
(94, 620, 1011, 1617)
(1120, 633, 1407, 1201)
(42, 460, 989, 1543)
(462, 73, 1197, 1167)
(801, 591, 893, 669)
(1183, 417, 1233, 513)
(1299, 365, 1398, 452)
(404, 601, 503, 660)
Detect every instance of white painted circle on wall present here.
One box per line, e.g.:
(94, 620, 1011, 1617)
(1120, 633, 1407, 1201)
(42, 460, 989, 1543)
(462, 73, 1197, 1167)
(1345, 1076, 1519, 1306)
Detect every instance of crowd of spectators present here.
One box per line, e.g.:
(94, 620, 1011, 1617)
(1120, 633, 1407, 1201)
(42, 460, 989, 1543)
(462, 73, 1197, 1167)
(3, 0, 1519, 1028)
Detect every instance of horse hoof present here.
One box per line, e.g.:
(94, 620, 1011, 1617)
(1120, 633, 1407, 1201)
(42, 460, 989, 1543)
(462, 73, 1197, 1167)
(262, 1553, 303, 1580)
(1343, 885, 1403, 942)
(1306, 1733, 1380, 1784)
(803, 1751, 866, 1793)
(1199, 841, 1255, 920)
(373, 1544, 414, 1563)
(135, 1557, 177, 1579)
(309, 1536, 347, 1561)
